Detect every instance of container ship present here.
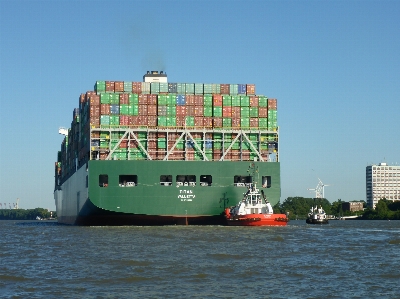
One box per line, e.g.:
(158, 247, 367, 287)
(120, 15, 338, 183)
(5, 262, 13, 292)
(54, 72, 280, 225)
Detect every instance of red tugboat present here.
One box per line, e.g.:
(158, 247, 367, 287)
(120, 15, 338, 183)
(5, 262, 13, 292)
(225, 164, 288, 226)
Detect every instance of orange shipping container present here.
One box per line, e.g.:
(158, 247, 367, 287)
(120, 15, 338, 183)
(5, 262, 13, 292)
(246, 84, 255, 95)
(114, 81, 124, 92)
(147, 105, 157, 116)
(223, 107, 232, 117)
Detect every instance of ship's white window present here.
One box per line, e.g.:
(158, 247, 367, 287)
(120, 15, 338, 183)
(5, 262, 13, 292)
(160, 175, 172, 186)
(234, 175, 251, 187)
(262, 176, 271, 188)
(176, 175, 196, 186)
(200, 175, 212, 186)
(119, 175, 137, 187)
(99, 174, 108, 187)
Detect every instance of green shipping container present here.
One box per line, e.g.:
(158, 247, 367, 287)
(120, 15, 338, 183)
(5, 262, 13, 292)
(213, 107, 222, 117)
(241, 107, 250, 117)
(204, 95, 213, 106)
(240, 96, 250, 107)
(129, 94, 138, 105)
(230, 84, 238, 95)
(109, 94, 119, 105)
(159, 83, 168, 93)
(231, 95, 241, 106)
(223, 96, 232, 106)
(124, 82, 132, 92)
(110, 116, 120, 126)
(177, 83, 185, 94)
(100, 93, 110, 104)
(128, 105, 138, 116)
(204, 107, 213, 117)
(241, 118, 250, 128)
(194, 83, 204, 95)
(120, 104, 129, 115)
(95, 81, 106, 92)
(258, 118, 268, 128)
(186, 116, 195, 127)
(151, 82, 160, 94)
(185, 83, 195, 94)
(167, 95, 176, 106)
(166, 106, 176, 116)
(258, 96, 268, 107)
(166, 117, 176, 127)
(250, 107, 258, 118)
(158, 116, 167, 127)
(100, 115, 110, 125)
(223, 118, 232, 128)
(158, 95, 167, 105)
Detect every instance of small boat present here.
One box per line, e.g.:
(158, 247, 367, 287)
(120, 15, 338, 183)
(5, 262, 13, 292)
(306, 205, 328, 224)
(224, 182, 288, 226)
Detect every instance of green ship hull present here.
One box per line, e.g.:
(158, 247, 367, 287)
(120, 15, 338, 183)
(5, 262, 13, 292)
(55, 160, 280, 225)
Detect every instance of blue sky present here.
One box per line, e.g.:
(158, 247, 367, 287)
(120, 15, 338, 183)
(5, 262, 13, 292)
(1, 0, 399, 210)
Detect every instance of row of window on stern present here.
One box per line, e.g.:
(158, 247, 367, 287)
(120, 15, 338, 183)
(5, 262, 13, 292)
(98, 174, 272, 188)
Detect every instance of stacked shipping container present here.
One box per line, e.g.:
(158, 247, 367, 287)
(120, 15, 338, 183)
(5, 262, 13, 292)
(56, 80, 278, 183)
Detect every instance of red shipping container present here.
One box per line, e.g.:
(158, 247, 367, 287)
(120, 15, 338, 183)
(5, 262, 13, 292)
(231, 150, 240, 161)
(213, 150, 222, 161)
(250, 118, 258, 128)
(194, 106, 204, 116)
(147, 105, 157, 116)
(129, 116, 138, 126)
(258, 107, 268, 117)
(194, 95, 204, 105)
(232, 107, 241, 117)
(268, 99, 277, 110)
(191, 132, 202, 139)
(195, 117, 204, 127)
(114, 81, 124, 92)
(120, 115, 129, 126)
(90, 117, 100, 127)
(138, 105, 148, 115)
(232, 118, 241, 128)
(119, 140, 128, 148)
(148, 115, 157, 126)
(220, 84, 230, 94)
(175, 116, 185, 127)
(249, 96, 259, 107)
(213, 94, 222, 106)
(223, 107, 232, 117)
(105, 81, 115, 92)
(186, 95, 195, 105)
(186, 106, 195, 116)
(213, 117, 222, 128)
(129, 139, 139, 148)
(101, 104, 110, 115)
(203, 117, 212, 127)
(176, 106, 186, 116)
(148, 94, 157, 105)
(90, 105, 100, 118)
(138, 94, 148, 105)
(137, 116, 148, 126)
(242, 150, 250, 161)
(246, 84, 255, 95)
(168, 133, 181, 141)
(90, 95, 100, 105)
(132, 82, 142, 94)
(119, 93, 129, 105)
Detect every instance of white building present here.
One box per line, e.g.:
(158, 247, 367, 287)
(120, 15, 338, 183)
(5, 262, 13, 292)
(366, 163, 400, 209)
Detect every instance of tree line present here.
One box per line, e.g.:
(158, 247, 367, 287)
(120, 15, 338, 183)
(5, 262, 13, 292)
(273, 196, 400, 220)
(0, 208, 56, 220)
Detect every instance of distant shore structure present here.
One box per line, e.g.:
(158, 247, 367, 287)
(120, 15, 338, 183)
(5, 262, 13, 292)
(366, 162, 400, 209)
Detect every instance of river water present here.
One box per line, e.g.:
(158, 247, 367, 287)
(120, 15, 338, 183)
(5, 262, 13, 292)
(0, 220, 399, 299)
